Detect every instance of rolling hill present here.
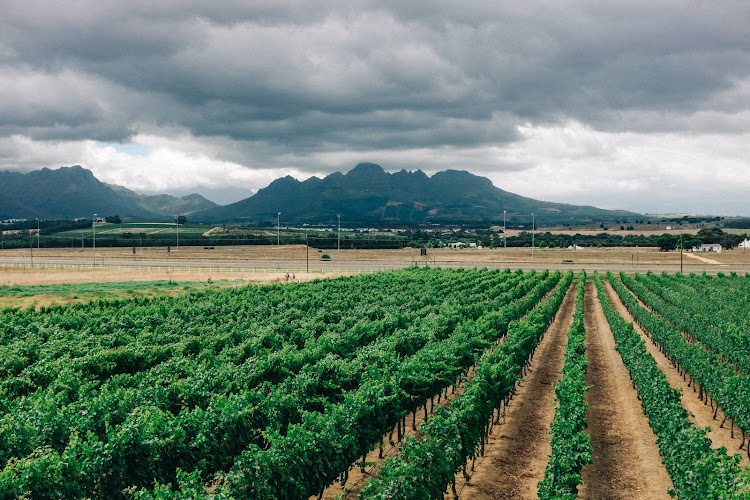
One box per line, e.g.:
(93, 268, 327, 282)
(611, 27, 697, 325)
(0, 166, 217, 220)
(195, 163, 640, 225)
(1, 163, 641, 225)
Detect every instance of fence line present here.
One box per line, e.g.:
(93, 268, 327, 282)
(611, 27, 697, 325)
(1, 260, 744, 275)
(0, 261, 399, 275)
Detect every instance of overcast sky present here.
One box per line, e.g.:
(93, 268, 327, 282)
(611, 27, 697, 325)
(2, 1, 749, 214)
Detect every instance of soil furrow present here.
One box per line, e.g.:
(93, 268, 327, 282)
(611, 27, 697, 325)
(454, 283, 576, 500)
(317, 276, 563, 499)
(578, 281, 672, 499)
(604, 280, 750, 467)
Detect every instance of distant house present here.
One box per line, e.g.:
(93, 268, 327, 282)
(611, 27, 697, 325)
(567, 245, 584, 250)
(693, 243, 722, 253)
(447, 242, 464, 249)
(739, 239, 750, 249)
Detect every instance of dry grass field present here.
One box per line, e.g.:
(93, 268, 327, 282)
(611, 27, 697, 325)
(3, 248, 749, 498)
(4, 244, 750, 280)
(3, 243, 750, 308)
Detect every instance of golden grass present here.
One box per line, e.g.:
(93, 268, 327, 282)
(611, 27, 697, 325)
(2, 244, 749, 310)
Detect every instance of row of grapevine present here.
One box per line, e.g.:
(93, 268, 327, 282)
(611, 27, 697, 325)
(214, 271, 564, 499)
(594, 273, 750, 499)
(537, 273, 591, 499)
(0, 270, 485, 450)
(631, 272, 750, 374)
(0, 270, 454, 400)
(0, 269, 490, 494)
(610, 272, 750, 459)
(356, 271, 574, 499)
(0, 268, 555, 498)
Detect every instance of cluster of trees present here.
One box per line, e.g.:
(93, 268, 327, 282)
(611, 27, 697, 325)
(656, 227, 746, 251)
(2, 218, 747, 252)
(401, 226, 747, 252)
(724, 218, 750, 229)
(0, 219, 92, 234)
(0, 232, 408, 250)
(1, 219, 94, 248)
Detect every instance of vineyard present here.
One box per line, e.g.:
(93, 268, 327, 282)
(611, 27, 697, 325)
(1, 268, 750, 499)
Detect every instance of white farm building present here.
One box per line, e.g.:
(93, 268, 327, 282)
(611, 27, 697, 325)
(692, 243, 722, 253)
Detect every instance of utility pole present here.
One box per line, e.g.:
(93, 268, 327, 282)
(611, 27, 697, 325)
(174, 215, 179, 252)
(337, 214, 341, 260)
(306, 233, 309, 273)
(680, 234, 683, 274)
(93, 213, 97, 266)
(36, 218, 40, 249)
(503, 210, 508, 267)
(531, 213, 535, 264)
(277, 212, 281, 269)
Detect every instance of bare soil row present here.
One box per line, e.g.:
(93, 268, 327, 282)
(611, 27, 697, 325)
(604, 281, 750, 468)
(316, 280, 566, 498)
(455, 278, 750, 499)
(454, 282, 676, 499)
(314, 277, 750, 499)
(321, 281, 676, 499)
(452, 284, 576, 499)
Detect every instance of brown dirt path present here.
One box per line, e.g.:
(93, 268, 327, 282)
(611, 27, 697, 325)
(455, 283, 576, 500)
(578, 281, 672, 499)
(684, 252, 721, 265)
(604, 280, 750, 467)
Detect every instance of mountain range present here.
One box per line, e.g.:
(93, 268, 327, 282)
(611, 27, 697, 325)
(0, 166, 216, 220)
(195, 163, 639, 225)
(0, 163, 639, 225)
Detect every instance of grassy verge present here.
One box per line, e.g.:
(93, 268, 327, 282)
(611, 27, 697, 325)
(0, 280, 245, 310)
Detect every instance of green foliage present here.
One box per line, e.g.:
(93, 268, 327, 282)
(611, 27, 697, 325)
(538, 273, 591, 499)
(0, 268, 558, 499)
(628, 272, 750, 375)
(223, 269, 564, 498)
(595, 273, 750, 499)
(127, 468, 228, 499)
(695, 227, 745, 249)
(657, 234, 678, 251)
(0, 279, 207, 298)
(698, 226, 725, 244)
(613, 272, 750, 454)
(360, 271, 573, 499)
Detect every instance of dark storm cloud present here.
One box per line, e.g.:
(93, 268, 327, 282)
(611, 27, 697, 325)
(1, 0, 749, 170)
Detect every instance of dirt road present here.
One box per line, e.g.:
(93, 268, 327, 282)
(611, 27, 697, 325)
(605, 281, 750, 467)
(456, 284, 576, 499)
(578, 281, 672, 499)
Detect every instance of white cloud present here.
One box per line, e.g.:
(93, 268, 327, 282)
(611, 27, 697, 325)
(489, 122, 750, 214)
(1, 1, 750, 214)
(81, 135, 310, 199)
